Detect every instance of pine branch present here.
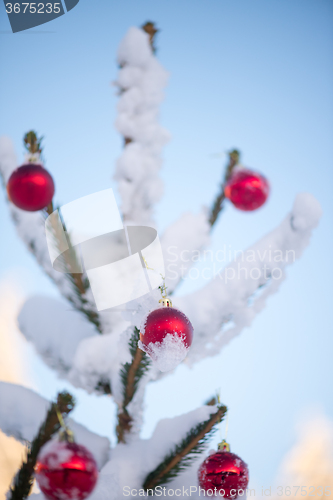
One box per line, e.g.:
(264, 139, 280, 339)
(142, 21, 159, 53)
(8, 391, 75, 500)
(209, 149, 240, 226)
(121, 328, 151, 406)
(3, 131, 102, 335)
(24, 130, 43, 156)
(44, 201, 102, 334)
(117, 327, 151, 442)
(205, 396, 217, 406)
(121, 22, 158, 146)
(24, 130, 101, 335)
(143, 405, 227, 492)
(66, 280, 102, 334)
(1, 131, 103, 336)
(168, 150, 240, 298)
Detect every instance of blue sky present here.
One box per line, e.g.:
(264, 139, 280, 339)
(1, 0, 333, 490)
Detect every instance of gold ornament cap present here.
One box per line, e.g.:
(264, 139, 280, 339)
(159, 297, 172, 308)
(218, 439, 230, 452)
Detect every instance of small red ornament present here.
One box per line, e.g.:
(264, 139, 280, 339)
(139, 297, 194, 372)
(224, 168, 269, 211)
(35, 440, 98, 500)
(7, 163, 55, 211)
(198, 441, 249, 498)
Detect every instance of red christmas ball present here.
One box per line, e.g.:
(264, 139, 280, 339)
(140, 306, 193, 348)
(35, 441, 98, 500)
(198, 450, 249, 498)
(139, 305, 194, 372)
(224, 168, 269, 211)
(7, 163, 55, 211)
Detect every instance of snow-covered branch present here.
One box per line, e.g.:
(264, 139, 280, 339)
(29, 405, 222, 500)
(18, 296, 97, 376)
(7, 390, 75, 500)
(17, 295, 131, 395)
(0, 136, 102, 333)
(61, 194, 321, 410)
(89, 405, 222, 500)
(117, 327, 151, 443)
(0, 137, 71, 298)
(173, 193, 322, 365)
(0, 382, 110, 470)
(142, 404, 227, 491)
(114, 26, 170, 226)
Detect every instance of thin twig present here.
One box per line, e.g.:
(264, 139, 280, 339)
(209, 149, 240, 226)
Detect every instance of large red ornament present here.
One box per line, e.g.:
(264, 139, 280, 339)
(139, 300, 193, 372)
(198, 446, 249, 498)
(35, 440, 98, 500)
(7, 163, 55, 211)
(140, 306, 193, 348)
(224, 168, 269, 211)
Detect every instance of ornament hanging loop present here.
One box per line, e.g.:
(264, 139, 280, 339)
(158, 275, 171, 304)
(56, 407, 75, 443)
(142, 256, 172, 307)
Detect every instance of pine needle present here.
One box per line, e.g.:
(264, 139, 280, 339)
(143, 405, 227, 491)
(8, 391, 75, 500)
(117, 328, 151, 442)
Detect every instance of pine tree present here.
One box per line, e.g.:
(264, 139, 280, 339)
(0, 21, 322, 500)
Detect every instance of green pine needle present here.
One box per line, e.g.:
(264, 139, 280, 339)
(8, 391, 75, 500)
(120, 327, 151, 407)
(143, 405, 227, 492)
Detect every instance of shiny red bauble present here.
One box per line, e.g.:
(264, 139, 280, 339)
(198, 450, 249, 498)
(140, 306, 193, 349)
(7, 163, 55, 211)
(35, 441, 98, 500)
(224, 168, 269, 211)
